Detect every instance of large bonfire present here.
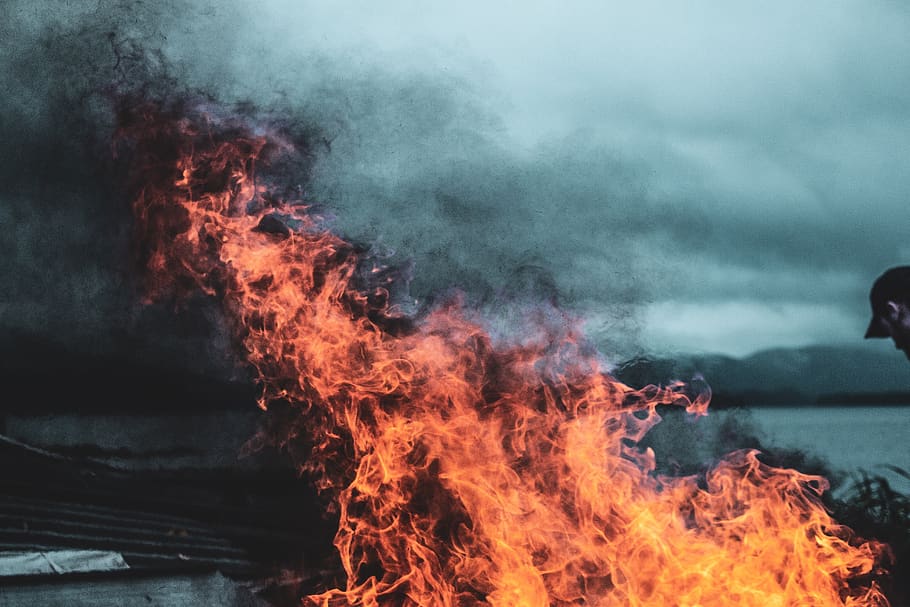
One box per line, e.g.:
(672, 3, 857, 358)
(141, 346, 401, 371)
(120, 102, 889, 607)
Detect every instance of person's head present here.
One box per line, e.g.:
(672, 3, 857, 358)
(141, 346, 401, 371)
(865, 266, 910, 360)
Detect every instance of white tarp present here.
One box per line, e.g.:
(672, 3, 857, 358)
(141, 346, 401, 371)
(0, 571, 269, 607)
(0, 550, 129, 576)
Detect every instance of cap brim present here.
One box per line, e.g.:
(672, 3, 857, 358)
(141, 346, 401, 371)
(864, 316, 890, 338)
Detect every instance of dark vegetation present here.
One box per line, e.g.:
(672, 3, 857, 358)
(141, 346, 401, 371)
(830, 470, 910, 605)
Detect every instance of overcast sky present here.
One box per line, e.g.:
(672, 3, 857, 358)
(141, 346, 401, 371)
(250, 1, 910, 356)
(3, 1, 910, 360)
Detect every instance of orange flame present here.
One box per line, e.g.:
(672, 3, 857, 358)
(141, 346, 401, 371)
(122, 105, 889, 606)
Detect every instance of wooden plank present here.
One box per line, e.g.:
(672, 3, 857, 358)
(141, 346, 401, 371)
(0, 528, 248, 559)
(0, 495, 223, 535)
(0, 514, 233, 549)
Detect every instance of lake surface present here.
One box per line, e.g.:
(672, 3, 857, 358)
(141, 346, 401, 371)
(747, 405, 910, 494)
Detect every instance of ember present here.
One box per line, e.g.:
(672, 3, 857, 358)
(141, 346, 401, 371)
(121, 103, 890, 606)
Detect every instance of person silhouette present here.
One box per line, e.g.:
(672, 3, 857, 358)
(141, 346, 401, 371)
(864, 266, 910, 360)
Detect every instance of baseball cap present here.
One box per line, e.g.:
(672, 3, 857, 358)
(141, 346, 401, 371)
(865, 266, 910, 338)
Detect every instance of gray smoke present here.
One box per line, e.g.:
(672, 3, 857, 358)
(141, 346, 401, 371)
(0, 0, 657, 371)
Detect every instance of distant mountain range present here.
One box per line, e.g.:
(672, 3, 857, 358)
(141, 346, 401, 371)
(612, 344, 910, 406)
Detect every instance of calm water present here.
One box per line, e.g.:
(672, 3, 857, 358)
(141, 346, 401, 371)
(747, 405, 910, 494)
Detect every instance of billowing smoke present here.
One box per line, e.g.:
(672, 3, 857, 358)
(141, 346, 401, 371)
(1, 0, 657, 377)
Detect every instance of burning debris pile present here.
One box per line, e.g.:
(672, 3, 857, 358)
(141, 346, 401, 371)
(119, 101, 891, 606)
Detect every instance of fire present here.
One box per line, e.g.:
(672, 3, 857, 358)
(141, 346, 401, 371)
(120, 103, 889, 606)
